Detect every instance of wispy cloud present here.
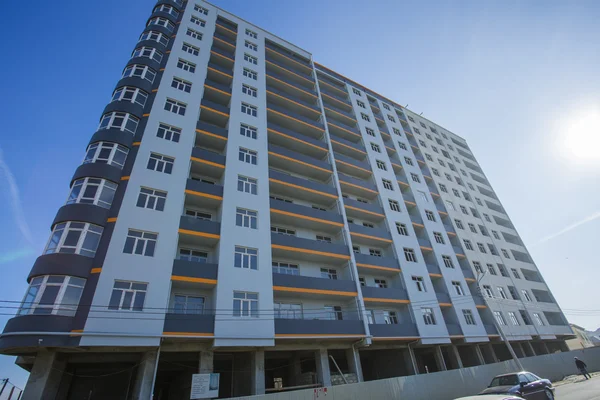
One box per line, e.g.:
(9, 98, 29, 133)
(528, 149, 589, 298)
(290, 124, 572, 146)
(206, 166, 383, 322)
(0, 247, 35, 264)
(533, 211, 600, 247)
(0, 147, 34, 244)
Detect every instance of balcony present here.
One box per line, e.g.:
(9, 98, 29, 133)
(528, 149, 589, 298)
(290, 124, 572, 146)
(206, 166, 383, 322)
(354, 253, 400, 275)
(269, 169, 337, 204)
(330, 134, 366, 159)
(210, 46, 235, 68)
(268, 144, 331, 181)
(270, 198, 343, 233)
(334, 153, 372, 179)
(265, 41, 312, 74)
(179, 215, 221, 246)
(453, 245, 466, 257)
(349, 224, 392, 246)
(206, 62, 233, 85)
(272, 273, 357, 299)
(266, 58, 315, 90)
(267, 103, 324, 139)
(204, 79, 232, 103)
(369, 322, 419, 338)
(473, 296, 487, 308)
(418, 237, 433, 251)
(426, 263, 442, 277)
(436, 292, 451, 305)
(190, 147, 225, 179)
(215, 17, 237, 34)
(397, 175, 409, 188)
(195, 121, 228, 151)
(462, 268, 476, 281)
(163, 313, 215, 335)
(446, 324, 463, 337)
(343, 198, 385, 221)
(338, 173, 378, 199)
(324, 105, 357, 126)
(274, 319, 364, 337)
(267, 122, 327, 159)
(213, 32, 236, 50)
(327, 120, 360, 142)
(271, 232, 350, 264)
(266, 69, 318, 103)
(199, 99, 230, 127)
(185, 179, 223, 209)
(266, 85, 321, 118)
(484, 324, 498, 335)
(321, 90, 353, 113)
(318, 80, 349, 102)
(361, 286, 409, 305)
(172, 259, 218, 286)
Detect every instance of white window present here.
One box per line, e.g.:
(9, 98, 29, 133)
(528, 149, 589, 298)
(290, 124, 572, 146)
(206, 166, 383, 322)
(383, 311, 398, 324)
(454, 219, 464, 229)
(177, 58, 196, 73)
(245, 28, 258, 39)
(445, 200, 456, 211)
(412, 276, 426, 292)
(190, 15, 206, 27)
(369, 248, 382, 257)
(67, 178, 117, 209)
(236, 208, 257, 229)
(271, 226, 295, 235)
(383, 104, 391, 111)
(132, 46, 163, 63)
(99, 112, 139, 133)
(493, 311, 507, 326)
(463, 309, 476, 325)
(194, 4, 209, 15)
(512, 268, 521, 279)
(174, 295, 205, 314)
(442, 255, 454, 268)
(83, 142, 128, 168)
(233, 291, 258, 317)
(460, 205, 469, 215)
(473, 261, 483, 274)
(357, 100, 366, 108)
(370, 143, 381, 153)
(241, 102, 257, 116)
(239, 147, 257, 164)
(147, 153, 174, 174)
(353, 88, 361, 96)
(502, 249, 511, 258)
(404, 248, 416, 262)
(235, 246, 258, 270)
(410, 173, 421, 183)
(240, 123, 257, 139)
(382, 179, 393, 190)
(147, 17, 175, 32)
(493, 230, 501, 240)
(422, 308, 436, 325)
(425, 210, 436, 222)
(243, 68, 258, 80)
(245, 40, 258, 51)
(498, 287, 507, 299)
(389, 199, 401, 212)
(274, 303, 303, 319)
(157, 123, 181, 142)
(508, 311, 520, 326)
(320, 268, 338, 280)
(483, 285, 494, 298)
(452, 189, 461, 198)
(164, 98, 187, 115)
(366, 127, 375, 136)
(123, 229, 157, 256)
(396, 223, 408, 236)
(18, 275, 86, 317)
(136, 187, 167, 211)
(186, 28, 203, 41)
(439, 184, 448, 193)
(488, 264, 497, 275)
(111, 86, 148, 106)
(387, 115, 396, 122)
(483, 213, 491, 222)
(404, 157, 414, 166)
(468, 223, 477, 233)
(393, 127, 401, 136)
(533, 313, 545, 326)
(171, 77, 192, 93)
(182, 42, 200, 56)
(244, 53, 258, 65)
(434, 232, 445, 244)
(463, 239, 473, 250)
(376, 160, 387, 170)
(272, 262, 299, 275)
(374, 279, 387, 288)
(44, 222, 103, 258)
(452, 281, 464, 296)
(398, 142, 407, 150)
(237, 175, 257, 194)
(123, 64, 156, 82)
(477, 243, 487, 253)
(317, 235, 332, 243)
(361, 113, 370, 122)
(179, 248, 208, 263)
(109, 281, 147, 311)
(521, 289, 532, 302)
(139, 30, 169, 46)
(242, 84, 258, 97)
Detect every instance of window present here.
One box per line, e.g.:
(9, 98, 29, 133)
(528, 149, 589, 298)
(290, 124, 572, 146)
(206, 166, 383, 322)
(393, 127, 401, 136)
(237, 175, 257, 195)
(483, 213, 491, 222)
(468, 183, 475, 190)
(323, 306, 343, 320)
(473, 261, 483, 274)
(242, 84, 258, 97)
(361, 113, 370, 122)
(244, 53, 258, 65)
(508, 311, 520, 326)
(182, 42, 200, 56)
(194, 4, 209, 15)
(477, 243, 487, 253)
(501, 249, 511, 258)
(147, 153, 174, 174)
(240, 123, 257, 139)
(452, 189, 460, 198)
(84, 142, 128, 169)
(236, 208, 257, 229)
(425, 210, 436, 222)
(353, 246, 360, 254)
(484, 264, 495, 276)
(396, 223, 408, 236)
(483, 285, 494, 298)
(383, 310, 398, 324)
(182, 29, 203, 44)
(387, 115, 396, 122)
(245, 40, 258, 51)
(463, 309, 476, 325)
(274, 303, 302, 319)
(521, 289, 532, 302)
(233, 291, 258, 317)
(439, 184, 448, 193)
(479, 225, 488, 235)
(177, 58, 196, 73)
(67, 178, 117, 209)
(389, 199, 401, 212)
(179, 248, 208, 263)
(316, 235, 332, 243)
(498, 264, 509, 277)
(455, 177, 464, 186)
(404, 157, 414, 166)
(442, 255, 454, 269)
(235, 246, 258, 270)
(492, 230, 501, 240)
(139, 30, 169, 46)
(398, 142, 407, 150)
(374, 279, 387, 288)
(382, 179, 393, 190)
(320, 268, 338, 280)
(426, 133, 433, 140)
(452, 281, 464, 295)
(533, 313, 545, 326)
(376, 160, 387, 170)
(352, 88, 361, 96)
(174, 295, 205, 315)
(312, 205, 327, 212)
(370, 143, 381, 153)
(272, 262, 299, 275)
(357, 100, 366, 108)
(454, 219, 464, 229)
(382, 104, 390, 111)
(414, 127, 421, 134)
(520, 310, 532, 325)
(413, 276, 426, 292)
(271, 226, 295, 235)
(111, 86, 148, 106)
(463, 240, 473, 250)
(18, 275, 86, 317)
(147, 17, 175, 32)
(404, 248, 417, 262)
(419, 140, 427, 147)
(410, 173, 421, 183)
(243, 68, 258, 80)
(241, 103, 257, 117)
(190, 15, 206, 27)
(123, 64, 156, 82)
(468, 223, 477, 233)
(239, 147, 257, 164)
(365, 127, 376, 137)
(123, 229, 157, 256)
(44, 222, 103, 258)
(460, 205, 469, 215)
(497, 287, 507, 299)
(98, 112, 139, 134)
(164, 98, 187, 116)
(369, 248, 382, 257)
(511, 268, 521, 279)
(438, 159, 446, 167)
(433, 232, 445, 244)
(156, 123, 181, 143)
(408, 116, 415, 122)
(246, 28, 258, 39)
(136, 187, 167, 211)
(426, 153, 434, 162)
(108, 281, 147, 311)
(422, 308, 436, 325)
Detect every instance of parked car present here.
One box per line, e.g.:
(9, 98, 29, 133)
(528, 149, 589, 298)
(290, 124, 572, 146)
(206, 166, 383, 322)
(454, 395, 525, 400)
(480, 371, 555, 399)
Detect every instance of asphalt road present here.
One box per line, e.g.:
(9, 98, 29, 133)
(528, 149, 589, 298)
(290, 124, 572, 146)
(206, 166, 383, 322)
(556, 377, 600, 399)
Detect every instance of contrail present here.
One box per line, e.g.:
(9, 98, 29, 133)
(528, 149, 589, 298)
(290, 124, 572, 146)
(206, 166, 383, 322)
(533, 211, 600, 247)
(0, 147, 34, 244)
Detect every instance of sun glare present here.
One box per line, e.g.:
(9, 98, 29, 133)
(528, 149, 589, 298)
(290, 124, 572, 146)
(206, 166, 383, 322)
(561, 108, 600, 164)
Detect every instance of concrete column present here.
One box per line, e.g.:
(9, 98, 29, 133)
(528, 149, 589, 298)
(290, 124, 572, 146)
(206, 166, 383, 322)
(474, 345, 485, 365)
(407, 345, 419, 375)
(199, 350, 214, 374)
(132, 350, 159, 400)
(315, 349, 331, 387)
(524, 341, 536, 356)
(487, 344, 499, 363)
(434, 346, 447, 371)
(22, 351, 65, 400)
(291, 354, 303, 386)
(345, 347, 363, 382)
(451, 345, 464, 369)
(251, 350, 265, 395)
(542, 342, 550, 354)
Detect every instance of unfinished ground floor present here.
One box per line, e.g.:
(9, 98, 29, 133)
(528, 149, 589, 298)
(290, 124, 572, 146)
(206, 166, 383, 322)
(15, 338, 569, 400)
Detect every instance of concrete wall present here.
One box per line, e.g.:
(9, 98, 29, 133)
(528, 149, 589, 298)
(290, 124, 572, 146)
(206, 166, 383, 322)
(231, 346, 600, 400)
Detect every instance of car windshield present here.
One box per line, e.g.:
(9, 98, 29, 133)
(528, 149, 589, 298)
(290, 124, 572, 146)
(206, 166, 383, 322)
(489, 374, 519, 387)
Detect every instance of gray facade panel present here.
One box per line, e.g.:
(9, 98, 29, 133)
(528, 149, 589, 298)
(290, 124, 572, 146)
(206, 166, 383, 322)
(271, 233, 349, 257)
(191, 147, 226, 166)
(28, 254, 94, 282)
(368, 323, 419, 337)
(115, 76, 155, 94)
(361, 286, 408, 301)
(343, 198, 384, 215)
(200, 98, 230, 115)
(272, 273, 356, 293)
(267, 123, 328, 151)
(446, 324, 463, 336)
(196, 120, 229, 139)
(269, 169, 337, 197)
(338, 173, 377, 193)
(354, 253, 399, 270)
(102, 100, 146, 120)
(52, 204, 109, 229)
(3, 315, 74, 334)
(163, 313, 215, 334)
(335, 152, 371, 171)
(179, 216, 221, 236)
(270, 199, 342, 225)
(172, 260, 218, 280)
(71, 163, 123, 186)
(185, 179, 224, 198)
(436, 292, 451, 303)
(274, 319, 364, 335)
(88, 128, 135, 149)
(268, 144, 331, 172)
(349, 223, 391, 241)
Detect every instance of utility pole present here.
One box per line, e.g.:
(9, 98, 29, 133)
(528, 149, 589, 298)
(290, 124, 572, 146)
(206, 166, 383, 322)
(476, 273, 524, 371)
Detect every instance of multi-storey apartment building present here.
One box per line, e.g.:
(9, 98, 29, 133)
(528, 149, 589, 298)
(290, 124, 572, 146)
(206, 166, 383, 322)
(0, 1, 573, 398)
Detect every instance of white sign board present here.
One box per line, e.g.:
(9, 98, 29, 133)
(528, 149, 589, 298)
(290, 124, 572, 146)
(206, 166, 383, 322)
(191, 373, 220, 399)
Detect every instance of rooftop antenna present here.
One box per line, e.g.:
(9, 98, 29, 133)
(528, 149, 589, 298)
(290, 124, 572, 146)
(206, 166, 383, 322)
(419, 112, 423, 115)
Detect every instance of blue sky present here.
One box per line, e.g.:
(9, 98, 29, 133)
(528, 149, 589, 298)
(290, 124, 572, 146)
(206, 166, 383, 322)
(1, 0, 599, 387)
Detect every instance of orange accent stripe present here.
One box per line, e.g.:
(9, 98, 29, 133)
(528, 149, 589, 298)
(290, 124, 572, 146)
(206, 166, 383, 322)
(404, 200, 416, 206)
(424, 175, 432, 180)
(321, 92, 352, 110)
(71, 329, 83, 333)
(447, 231, 456, 236)
(213, 36, 235, 48)
(275, 334, 365, 338)
(324, 107, 356, 124)
(270, 208, 343, 227)
(184, 189, 223, 201)
(397, 180, 409, 186)
(207, 66, 233, 78)
(163, 332, 214, 337)
(273, 286, 357, 297)
(420, 246, 433, 251)
(386, 146, 396, 153)
(364, 298, 410, 304)
(171, 275, 217, 285)
(267, 75, 317, 99)
(356, 263, 400, 273)
(438, 210, 448, 215)
(336, 159, 371, 174)
(392, 163, 403, 170)
(328, 122, 360, 138)
(430, 192, 440, 197)
(271, 244, 350, 260)
(269, 178, 338, 199)
(143, 113, 150, 117)
(265, 47, 313, 73)
(267, 60, 314, 85)
(456, 253, 466, 258)
(268, 151, 331, 173)
(429, 273, 443, 278)
(465, 278, 476, 282)
(121, 176, 130, 181)
(268, 108, 324, 132)
(200, 105, 229, 117)
(132, 141, 141, 146)
(210, 50, 234, 63)
(268, 128, 327, 153)
(339, 181, 378, 194)
(439, 302, 453, 307)
(267, 91, 320, 115)
(350, 231, 392, 243)
(204, 84, 232, 97)
(412, 222, 424, 228)
(343, 205, 384, 217)
(195, 129, 228, 141)
(330, 139, 365, 154)
(106, 217, 117, 223)
(160, 68, 166, 72)
(190, 156, 225, 169)
(178, 229, 220, 239)
(476, 305, 488, 309)
(166, 50, 172, 54)
(152, 89, 158, 93)
(90, 268, 102, 274)
(417, 159, 426, 165)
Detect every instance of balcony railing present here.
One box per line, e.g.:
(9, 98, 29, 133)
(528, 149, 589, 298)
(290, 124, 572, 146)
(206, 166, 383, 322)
(369, 322, 419, 338)
(270, 198, 342, 226)
(274, 319, 364, 336)
(362, 286, 409, 302)
(172, 259, 218, 281)
(354, 253, 400, 271)
(164, 313, 215, 334)
(343, 198, 384, 217)
(272, 273, 356, 294)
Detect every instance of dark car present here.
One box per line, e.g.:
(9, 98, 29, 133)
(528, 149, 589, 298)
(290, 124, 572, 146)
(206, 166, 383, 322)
(480, 371, 555, 399)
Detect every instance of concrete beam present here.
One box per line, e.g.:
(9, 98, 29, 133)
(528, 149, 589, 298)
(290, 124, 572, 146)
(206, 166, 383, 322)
(21, 351, 65, 400)
(315, 349, 331, 387)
